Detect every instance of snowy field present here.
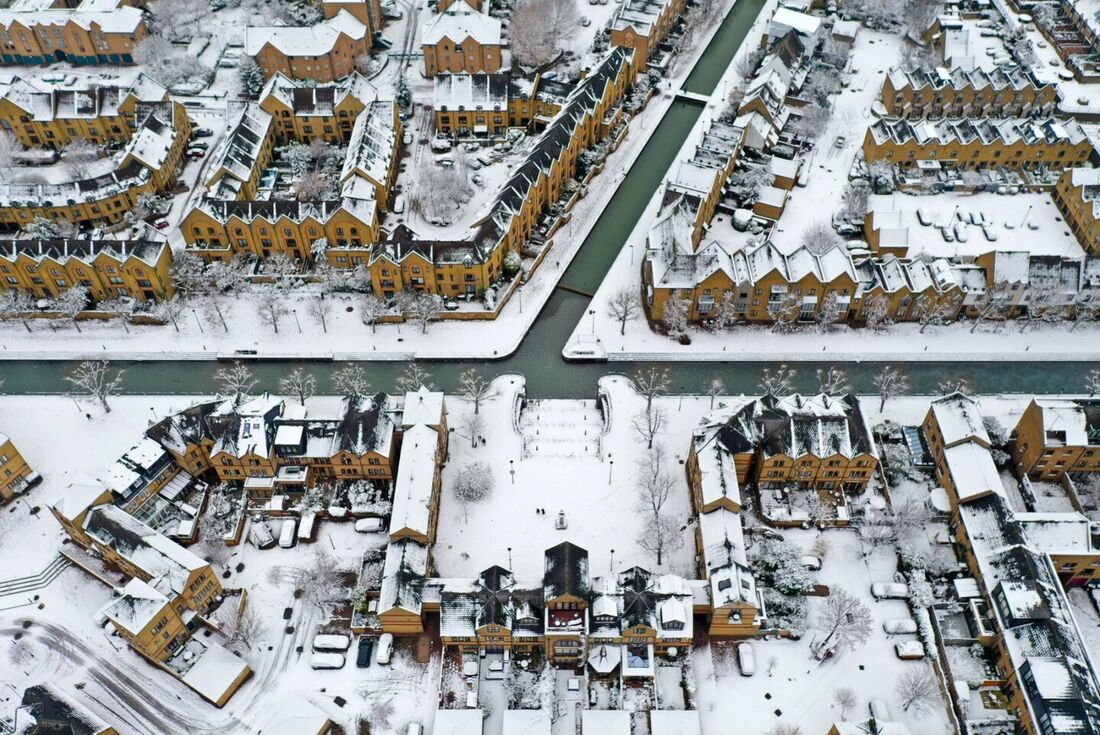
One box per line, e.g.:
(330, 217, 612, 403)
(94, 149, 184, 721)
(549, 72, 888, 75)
(433, 374, 701, 579)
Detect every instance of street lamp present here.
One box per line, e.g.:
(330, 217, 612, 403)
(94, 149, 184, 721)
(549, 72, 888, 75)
(191, 308, 204, 333)
(607, 455, 614, 486)
(589, 309, 596, 334)
(509, 459, 515, 486)
(292, 309, 302, 333)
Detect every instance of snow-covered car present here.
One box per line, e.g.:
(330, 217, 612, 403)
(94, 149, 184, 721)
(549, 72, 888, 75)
(463, 659, 479, 677)
(393, 194, 406, 214)
(895, 641, 925, 660)
(738, 642, 755, 676)
(567, 677, 580, 692)
(188, 141, 209, 150)
(310, 653, 345, 669)
(883, 619, 918, 635)
(800, 555, 822, 571)
(869, 699, 891, 721)
(376, 633, 393, 665)
(186, 150, 206, 159)
(406, 725, 422, 735)
(355, 517, 384, 533)
(278, 518, 297, 548)
(871, 582, 909, 599)
(834, 135, 846, 149)
(312, 634, 350, 652)
(249, 519, 275, 549)
(445, 300, 460, 311)
(581, 16, 591, 25)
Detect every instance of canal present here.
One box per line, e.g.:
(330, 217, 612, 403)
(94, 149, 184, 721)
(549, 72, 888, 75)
(0, 0, 1092, 398)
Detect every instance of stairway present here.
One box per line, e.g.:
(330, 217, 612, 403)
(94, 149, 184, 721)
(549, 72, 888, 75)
(0, 554, 70, 598)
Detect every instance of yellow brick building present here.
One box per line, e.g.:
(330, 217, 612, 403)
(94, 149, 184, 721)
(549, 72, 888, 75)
(1054, 167, 1100, 256)
(0, 239, 174, 302)
(0, 431, 37, 502)
(0, 2, 148, 66)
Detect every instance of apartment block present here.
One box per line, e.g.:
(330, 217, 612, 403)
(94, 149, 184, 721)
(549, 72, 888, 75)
(421, 0, 502, 78)
(0, 431, 38, 503)
(609, 0, 688, 68)
(881, 66, 1059, 119)
(0, 0, 148, 66)
(246, 10, 369, 82)
(1013, 398, 1100, 480)
(0, 239, 173, 302)
(1054, 167, 1100, 256)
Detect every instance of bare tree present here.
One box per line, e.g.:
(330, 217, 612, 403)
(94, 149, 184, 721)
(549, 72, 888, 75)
(1087, 368, 1100, 397)
(707, 375, 725, 409)
(812, 587, 872, 656)
(225, 603, 267, 654)
(292, 548, 342, 613)
(759, 364, 796, 395)
(769, 725, 803, 735)
(637, 512, 683, 567)
(633, 366, 671, 414)
(65, 360, 124, 413)
(0, 290, 35, 332)
(833, 687, 856, 719)
(663, 296, 691, 340)
(256, 287, 288, 333)
(280, 366, 316, 405)
(360, 294, 386, 333)
(815, 292, 842, 333)
(289, 293, 320, 334)
(840, 182, 871, 221)
(936, 377, 970, 396)
(55, 285, 89, 332)
(460, 410, 486, 449)
(607, 287, 641, 336)
(294, 171, 331, 201)
(263, 252, 299, 287)
(211, 256, 251, 295)
(801, 221, 841, 255)
(1020, 276, 1068, 332)
(712, 292, 740, 331)
(509, 0, 576, 67)
(767, 289, 802, 332)
(815, 367, 850, 395)
(0, 130, 24, 179)
(458, 368, 496, 414)
(454, 461, 494, 522)
(914, 294, 954, 334)
(396, 362, 436, 393)
(896, 666, 939, 714)
(635, 446, 680, 566)
(215, 362, 256, 398)
(203, 298, 233, 333)
(862, 294, 892, 332)
(61, 137, 99, 179)
(632, 407, 666, 449)
(400, 291, 441, 334)
(791, 103, 830, 142)
(970, 282, 1014, 333)
(873, 365, 910, 411)
(331, 363, 371, 398)
(171, 251, 209, 297)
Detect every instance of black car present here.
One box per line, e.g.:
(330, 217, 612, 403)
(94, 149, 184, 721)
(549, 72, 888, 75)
(356, 637, 373, 668)
(193, 128, 214, 138)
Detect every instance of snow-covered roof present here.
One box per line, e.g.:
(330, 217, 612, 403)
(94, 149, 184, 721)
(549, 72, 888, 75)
(246, 10, 367, 56)
(422, 0, 501, 45)
(389, 424, 438, 539)
(0, 4, 144, 33)
(502, 710, 551, 735)
(582, 710, 630, 734)
(1017, 512, 1094, 555)
(698, 508, 748, 571)
(650, 711, 702, 735)
(943, 442, 1004, 503)
(98, 577, 171, 636)
(433, 708, 485, 734)
(434, 72, 509, 111)
(255, 696, 331, 735)
(13, 684, 113, 735)
(340, 99, 398, 190)
(929, 393, 990, 447)
(767, 7, 820, 39)
(402, 387, 446, 427)
(378, 538, 429, 615)
(49, 481, 109, 522)
(179, 640, 251, 706)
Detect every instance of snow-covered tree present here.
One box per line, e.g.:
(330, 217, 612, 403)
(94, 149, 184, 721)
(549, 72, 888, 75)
(280, 366, 316, 405)
(632, 407, 666, 449)
(607, 287, 641, 336)
(293, 548, 342, 613)
(454, 461, 494, 522)
(633, 366, 671, 414)
(256, 287, 288, 333)
(750, 538, 812, 596)
(815, 292, 842, 332)
(395, 362, 435, 393)
(154, 296, 184, 332)
(294, 171, 332, 201)
(969, 281, 1014, 333)
(400, 291, 441, 334)
(279, 141, 315, 177)
(172, 251, 209, 297)
(65, 360, 124, 413)
(458, 368, 495, 414)
(331, 363, 371, 398)
(862, 293, 892, 332)
(873, 365, 910, 411)
(360, 294, 386, 333)
(509, 0, 577, 67)
(801, 221, 842, 256)
(712, 292, 740, 331)
(307, 296, 328, 333)
(23, 216, 64, 240)
(264, 252, 299, 285)
(914, 294, 954, 334)
(728, 164, 773, 206)
(211, 256, 250, 294)
(149, 0, 209, 40)
(805, 68, 842, 106)
(203, 299, 232, 333)
(238, 57, 265, 97)
(61, 137, 99, 180)
(460, 410, 486, 449)
(791, 103, 830, 142)
(896, 666, 939, 714)
(937, 377, 970, 396)
(0, 130, 24, 179)
(215, 362, 256, 400)
(0, 290, 35, 332)
(1087, 368, 1100, 397)
(815, 366, 850, 395)
(225, 603, 266, 654)
(663, 296, 690, 340)
(812, 587, 872, 656)
(769, 724, 803, 735)
(55, 285, 89, 332)
(637, 513, 683, 567)
(759, 364, 796, 395)
(707, 375, 725, 409)
(840, 182, 871, 221)
(768, 289, 802, 332)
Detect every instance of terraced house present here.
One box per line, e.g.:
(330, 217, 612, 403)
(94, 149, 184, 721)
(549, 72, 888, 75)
(1013, 398, 1100, 481)
(0, 72, 168, 148)
(0, 431, 37, 503)
(1054, 167, 1100, 255)
(258, 71, 381, 145)
(880, 66, 1060, 119)
(432, 71, 587, 137)
(609, 0, 688, 69)
(420, 0, 503, 78)
(0, 239, 174, 302)
(0, 102, 191, 228)
(0, 0, 147, 66)
(862, 116, 1092, 170)
(202, 105, 276, 201)
(246, 10, 370, 83)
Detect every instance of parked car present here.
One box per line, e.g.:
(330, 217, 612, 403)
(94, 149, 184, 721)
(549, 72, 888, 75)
(463, 658, 479, 677)
(871, 582, 909, 599)
(376, 633, 393, 665)
(278, 518, 297, 548)
(883, 619, 918, 635)
(188, 140, 209, 150)
(152, 219, 170, 230)
(403, 131, 413, 146)
(833, 135, 846, 149)
(581, 16, 591, 26)
(393, 194, 406, 214)
(249, 519, 275, 549)
(355, 517, 384, 533)
(193, 127, 214, 137)
(799, 555, 822, 571)
(895, 641, 925, 660)
(187, 150, 206, 160)
(406, 725, 422, 735)
(738, 642, 755, 676)
(310, 653, 346, 669)
(312, 634, 350, 652)
(356, 637, 374, 668)
(869, 699, 891, 722)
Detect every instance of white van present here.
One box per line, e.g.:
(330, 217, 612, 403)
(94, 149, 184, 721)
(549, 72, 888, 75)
(393, 194, 406, 214)
(406, 725, 422, 735)
(355, 517, 384, 533)
(376, 632, 393, 665)
(310, 652, 346, 669)
(312, 634, 351, 652)
(297, 512, 316, 542)
(278, 518, 298, 548)
(738, 642, 755, 676)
